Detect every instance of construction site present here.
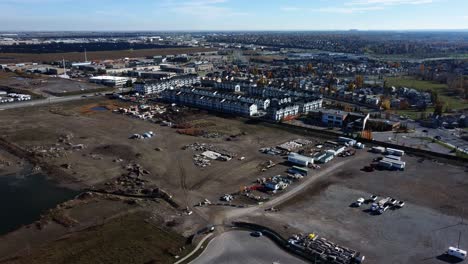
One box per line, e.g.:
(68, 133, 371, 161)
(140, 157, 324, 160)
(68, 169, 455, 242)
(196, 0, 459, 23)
(0, 97, 467, 264)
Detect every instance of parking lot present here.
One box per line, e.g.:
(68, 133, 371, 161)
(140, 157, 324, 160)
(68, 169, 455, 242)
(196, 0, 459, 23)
(243, 152, 468, 264)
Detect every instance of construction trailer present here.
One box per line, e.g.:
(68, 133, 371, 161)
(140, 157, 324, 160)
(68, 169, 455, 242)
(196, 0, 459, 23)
(288, 166, 309, 176)
(338, 136, 357, 146)
(318, 152, 334, 164)
(385, 155, 401, 161)
(386, 147, 405, 156)
(288, 153, 314, 167)
(379, 158, 406, 170)
(371, 146, 386, 153)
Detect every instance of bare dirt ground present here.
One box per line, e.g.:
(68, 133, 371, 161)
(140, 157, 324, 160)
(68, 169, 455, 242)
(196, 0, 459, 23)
(0, 75, 109, 97)
(238, 152, 468, 264)
(0, 47, 216, 63)
(0, 97, 322, 260)
(1, 97, 467, 263)
(0, 149, 26, 176)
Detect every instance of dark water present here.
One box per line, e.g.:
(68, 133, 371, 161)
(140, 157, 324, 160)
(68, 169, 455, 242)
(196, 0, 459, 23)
(0, 173, 78, 235)
(91, 106, 108, 111)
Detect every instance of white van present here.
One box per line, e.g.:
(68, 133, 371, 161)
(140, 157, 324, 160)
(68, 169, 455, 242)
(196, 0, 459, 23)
(447, 247, 467, 260)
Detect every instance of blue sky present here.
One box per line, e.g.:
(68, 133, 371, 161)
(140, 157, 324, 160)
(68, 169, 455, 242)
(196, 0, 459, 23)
(1, 0, 467, 31)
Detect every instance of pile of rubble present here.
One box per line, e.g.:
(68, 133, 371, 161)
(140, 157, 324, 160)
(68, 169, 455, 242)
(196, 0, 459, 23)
(29, 145, 66, 158)
(114, 104, 166, 120)
(103, 163, 150, 194)
(288, 233, 364, 264)
(184, 143, 236, 167)
(193, 154, 211, 167)
(183, 143, 215, 152)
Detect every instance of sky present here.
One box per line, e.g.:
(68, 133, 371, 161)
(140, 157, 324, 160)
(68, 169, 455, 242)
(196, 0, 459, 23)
(0, 0, 467, 31)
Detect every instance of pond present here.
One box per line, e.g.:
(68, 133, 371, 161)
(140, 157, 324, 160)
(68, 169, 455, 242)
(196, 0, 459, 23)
(0, 173, 79, 235)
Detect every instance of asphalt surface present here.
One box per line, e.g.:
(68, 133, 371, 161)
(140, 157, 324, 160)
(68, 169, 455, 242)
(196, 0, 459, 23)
(373, 121, 468, 154)
(190, 231, 308, 264)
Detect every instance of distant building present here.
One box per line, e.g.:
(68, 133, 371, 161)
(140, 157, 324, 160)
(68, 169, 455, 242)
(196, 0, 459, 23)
(161, 89, 258, 116)
(134, 74, 200, 95)
(89, 76, 132, 87)
(321, 110, 348, 127)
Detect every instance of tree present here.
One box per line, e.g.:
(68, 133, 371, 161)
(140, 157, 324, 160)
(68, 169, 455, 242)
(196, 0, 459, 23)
(347, 82, 356, 92)
(399, 100, 410, 110)
(381, 98, 391, 110)
(419, 64, 425, 75)
(430, 91, 439, 104)
(433, 100, 445, 116)
(355, 75, 364, 88)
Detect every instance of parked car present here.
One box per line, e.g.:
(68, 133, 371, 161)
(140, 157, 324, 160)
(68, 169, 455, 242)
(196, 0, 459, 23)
(353, 198, 365, 207)
(396, 201, 405, 208)
(388, 198, 398, 206)
(370, 195, 378, 202)
(251, 231, 263, 237)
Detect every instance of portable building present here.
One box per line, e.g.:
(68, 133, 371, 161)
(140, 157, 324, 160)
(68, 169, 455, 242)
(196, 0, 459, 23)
(288, 166, 309, 176)
(288, 153, 314, 167)
(318, 153, 334, 163)
(372, 146, 386, 153)
(380, 158, 406, 170)
(385, 155, 401, 161)
(378, 159, 393, 169)
(338, 136, 357, 146)
(386, 147, 405, 156)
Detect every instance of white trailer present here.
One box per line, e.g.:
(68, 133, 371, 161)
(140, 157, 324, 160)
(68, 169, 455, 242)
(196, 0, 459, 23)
(447, 247, 466, 260)
(371, 146, 385, 153)
(386, 147, 405, 156)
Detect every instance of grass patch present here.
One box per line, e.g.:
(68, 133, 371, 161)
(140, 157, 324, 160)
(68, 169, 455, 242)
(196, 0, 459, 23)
(422, 137, 468, 160)
(386, 76, 468, 111)
(393, 108, 434, 120)
(13, 211, 193, 264)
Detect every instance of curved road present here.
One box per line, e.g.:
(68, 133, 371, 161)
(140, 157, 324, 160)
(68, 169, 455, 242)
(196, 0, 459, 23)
(190, 231, 308, 264)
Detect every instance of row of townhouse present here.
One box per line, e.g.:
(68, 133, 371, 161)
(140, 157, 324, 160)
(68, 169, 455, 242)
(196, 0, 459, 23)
(179, 87, 270, 110)
(161, 89, 258, 116)
(268, 104, 300, 121)
(267, 98, 323, 121)
(134, 74, 200, 95)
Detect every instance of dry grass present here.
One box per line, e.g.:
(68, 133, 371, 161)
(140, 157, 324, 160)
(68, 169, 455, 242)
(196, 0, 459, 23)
(0, 47, 216, 63)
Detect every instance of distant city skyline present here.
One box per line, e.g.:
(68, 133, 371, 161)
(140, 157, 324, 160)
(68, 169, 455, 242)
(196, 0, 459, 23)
(1, 0, 467, 31)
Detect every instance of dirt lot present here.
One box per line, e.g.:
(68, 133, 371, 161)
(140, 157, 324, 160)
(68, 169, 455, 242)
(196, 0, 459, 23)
(0, 98, 309, 205)
(0, 75, 110, 97)
(0, 47, 216, 64)
(1, 97, 467, 263)
(239, 152, 468, 264)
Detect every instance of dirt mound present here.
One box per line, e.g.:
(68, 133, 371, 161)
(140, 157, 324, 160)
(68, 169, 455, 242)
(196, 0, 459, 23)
(92, 144, 136, 160)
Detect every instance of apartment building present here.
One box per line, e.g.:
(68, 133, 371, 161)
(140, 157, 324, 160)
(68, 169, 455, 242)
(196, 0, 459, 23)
(134, 74, 200, 95)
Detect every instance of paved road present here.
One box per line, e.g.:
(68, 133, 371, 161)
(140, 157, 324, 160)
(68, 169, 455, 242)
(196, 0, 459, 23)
(0, 94, 101, 110)
(175, 233, 213, 264)
(373, 121, 468, 154)
(190, 231, 308, 264)
(223, 155, 360, 221)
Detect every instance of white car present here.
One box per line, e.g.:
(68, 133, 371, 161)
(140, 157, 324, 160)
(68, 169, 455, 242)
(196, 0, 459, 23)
(354, 198, 365, 207)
